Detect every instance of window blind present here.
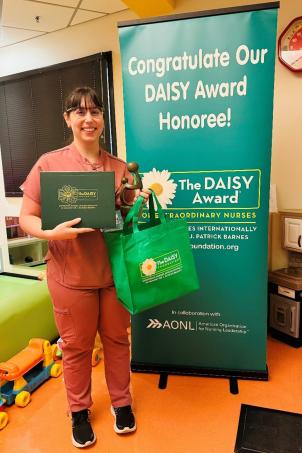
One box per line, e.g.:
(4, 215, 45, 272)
(0, 52, 116, 196)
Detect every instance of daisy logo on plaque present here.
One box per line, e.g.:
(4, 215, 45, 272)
(142, 168, 177, 208)
(58, 185, 78, 204)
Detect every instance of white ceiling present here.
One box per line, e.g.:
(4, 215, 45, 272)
(0, 0, 128, 48)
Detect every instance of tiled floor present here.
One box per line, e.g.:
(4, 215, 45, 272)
(1, 335, 302, 453)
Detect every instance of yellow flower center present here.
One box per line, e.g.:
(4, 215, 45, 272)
(150, 182, 163, 196)
(147, 264, 152, 270)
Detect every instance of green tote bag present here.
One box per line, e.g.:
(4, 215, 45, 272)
(104, 191, 199, 314)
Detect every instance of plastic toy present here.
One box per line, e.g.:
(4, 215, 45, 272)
(91, 347, 101, 367)
(0, 338, 62, 429)
(53, 337, 102, 367)
(0, 391, 8, 430)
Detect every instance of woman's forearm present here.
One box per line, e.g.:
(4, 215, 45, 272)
(19, 214, 95, 241)
(19, 214, 49, 240)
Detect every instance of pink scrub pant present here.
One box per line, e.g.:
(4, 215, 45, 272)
(47, 277, 132, 412)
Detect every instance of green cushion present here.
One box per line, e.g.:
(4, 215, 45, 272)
(0, 275, 58, 362)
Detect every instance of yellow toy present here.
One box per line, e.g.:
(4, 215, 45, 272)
(0, 338, 62, 429)
(53, 335, 102, 367)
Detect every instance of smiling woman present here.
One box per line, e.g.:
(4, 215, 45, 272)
(18, 85, 150, 448)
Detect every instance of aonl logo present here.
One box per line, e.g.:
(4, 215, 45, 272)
(147, 319, 162, 328)
(147, 319, 196, 331)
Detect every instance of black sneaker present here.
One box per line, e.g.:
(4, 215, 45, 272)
(71, 409, 96, 448)
(111, 405, 136, 434)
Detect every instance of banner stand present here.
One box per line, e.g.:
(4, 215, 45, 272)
(118, 2, 278, 394)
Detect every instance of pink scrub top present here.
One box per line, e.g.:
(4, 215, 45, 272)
(21, 144, 133, 289)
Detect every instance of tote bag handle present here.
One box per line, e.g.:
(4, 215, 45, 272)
(123, 190, 166, 233)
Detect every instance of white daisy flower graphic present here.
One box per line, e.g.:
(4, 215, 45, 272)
(141, 258, 157, 276)
(142, 168, 177, 209)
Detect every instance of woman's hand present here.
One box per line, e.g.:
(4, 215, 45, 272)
(134, 187, 152, 203)
(44, 218, 95, 240)
(19, 196, 95, 241)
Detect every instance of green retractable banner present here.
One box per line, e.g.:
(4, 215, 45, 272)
(118, 3, 278, 377)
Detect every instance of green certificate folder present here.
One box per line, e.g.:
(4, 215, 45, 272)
(41, 171, 116, 229)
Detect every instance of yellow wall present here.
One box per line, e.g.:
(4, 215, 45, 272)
(0, 0, 300, 268)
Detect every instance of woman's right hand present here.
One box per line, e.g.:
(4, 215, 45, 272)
(44, 218, 95, 240)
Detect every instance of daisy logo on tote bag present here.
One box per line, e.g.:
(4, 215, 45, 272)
(140, 250, 182, 283)
(141, 258, 157, 276)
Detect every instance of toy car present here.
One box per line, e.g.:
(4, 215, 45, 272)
(0, 338, 62, 429)
(52, 337, 102, 367)
(0, 393, 8, 430)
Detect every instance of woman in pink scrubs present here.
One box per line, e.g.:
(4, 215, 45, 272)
(19, 86, 150, 449)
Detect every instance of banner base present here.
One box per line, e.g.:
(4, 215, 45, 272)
(131, 361, 269, 382)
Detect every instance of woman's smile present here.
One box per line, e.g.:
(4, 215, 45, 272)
(81, 127, 97, 132)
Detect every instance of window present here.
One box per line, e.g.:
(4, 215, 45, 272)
(0, 52, 116, 196)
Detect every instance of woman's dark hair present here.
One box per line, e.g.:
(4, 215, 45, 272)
(64, 86, 104, 114)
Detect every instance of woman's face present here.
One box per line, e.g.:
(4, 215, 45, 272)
(64, 96, 104, 145)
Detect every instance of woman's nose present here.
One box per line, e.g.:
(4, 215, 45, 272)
(84, 111, 93, 120)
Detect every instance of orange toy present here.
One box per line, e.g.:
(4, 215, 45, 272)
(0, 338, 62, 429)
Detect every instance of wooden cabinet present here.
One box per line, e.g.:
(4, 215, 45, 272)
(280, 210, 302, 253)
